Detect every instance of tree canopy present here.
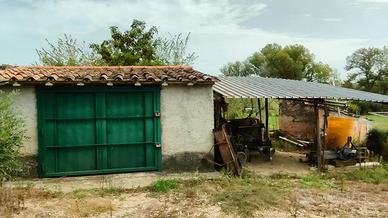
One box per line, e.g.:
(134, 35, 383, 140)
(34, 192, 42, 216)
(90, 20, 160, 66)
(36, 20, 197, 67)
(345, 47, 388, 94)
(36, 34, 103, 66)
(220, 43, 336, 83)
(155, 33, 197, 65)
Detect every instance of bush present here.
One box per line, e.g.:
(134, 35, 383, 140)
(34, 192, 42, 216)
(0, 91, 25, 181)
(366, 129, 388, 161)
(347, 101, 388, 115)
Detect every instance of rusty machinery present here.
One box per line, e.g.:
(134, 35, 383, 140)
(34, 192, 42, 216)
(214, 96, 274, 166)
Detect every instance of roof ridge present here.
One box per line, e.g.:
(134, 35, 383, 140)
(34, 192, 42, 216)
(15, 65, 193, 69)
(0, 65, 217, 85)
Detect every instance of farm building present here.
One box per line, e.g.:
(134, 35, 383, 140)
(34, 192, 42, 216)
(0, 66, 217, 177)
(213, 76, 388, 170)
(279, 100, 369, 149)
(1, 66, 388, 177)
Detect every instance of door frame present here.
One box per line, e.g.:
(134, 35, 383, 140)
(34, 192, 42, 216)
(36, 85, 162, 177)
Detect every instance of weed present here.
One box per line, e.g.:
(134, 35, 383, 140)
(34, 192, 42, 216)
(272, 139, 300, 152)
(300, 175, 333, 190)
(68, 197, 114, 217)
(214, 173, 291, 217)
(270, 172, 300, 180)
(149, 179, 181, 193)
(323, 165, 388, 184)
(70, 187, 124, 198)
(0, 186, 60, 216)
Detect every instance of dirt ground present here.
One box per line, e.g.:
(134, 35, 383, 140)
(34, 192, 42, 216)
(6, 177, 387, 218)
(2, 151, 388, 218)
(246, 151, 311, 176)
(5, 171, 220, 192)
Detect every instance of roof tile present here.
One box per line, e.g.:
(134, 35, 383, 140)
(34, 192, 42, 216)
(0, 66, 217, 85)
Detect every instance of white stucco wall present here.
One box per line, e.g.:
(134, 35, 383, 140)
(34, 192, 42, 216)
(1, 85, 38, 155)
(1, 84, 214, 158)
(160, 85, 214, 156)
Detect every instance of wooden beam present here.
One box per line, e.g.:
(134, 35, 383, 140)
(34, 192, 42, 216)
(258, 98, 262, 122)
(314, 100, 322, 171)
(265, 98, 269, 141)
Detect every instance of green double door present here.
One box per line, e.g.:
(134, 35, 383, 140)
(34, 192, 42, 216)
(37, 86, 161, 177)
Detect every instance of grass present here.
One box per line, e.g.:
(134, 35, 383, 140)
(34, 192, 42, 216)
(269, 115, 279, 131)
(0, 186, 61, 216)
(149, 179, 181, 193)
(323, 164, 388, 184)
(225, 98, 280, 131)
(3, 166, 388, 217)
(68, 197, 114, 217)
(300, 175, 340, 190)
(0, 185, 120, 217)
(70, 187, 125, 198)
(366, 114, 388, 131)
(148, 172, 292, 217)
(146, 167, 388, 217)
(213, 171, 291, 217)
(272, 138, 300, 152)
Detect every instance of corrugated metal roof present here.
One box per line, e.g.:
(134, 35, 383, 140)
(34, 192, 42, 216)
(213, 76, 388, 103)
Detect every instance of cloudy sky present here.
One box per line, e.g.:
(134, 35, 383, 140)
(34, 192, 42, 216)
(1, 0, 388, 77)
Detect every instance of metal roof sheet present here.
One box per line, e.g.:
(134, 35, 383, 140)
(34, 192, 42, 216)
(213, 76, 388, 103)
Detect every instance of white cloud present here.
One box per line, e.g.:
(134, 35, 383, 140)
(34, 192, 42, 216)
(0, 0, 381, 77)
(322, 18, 342, 22)
(356, 0, 388, 3)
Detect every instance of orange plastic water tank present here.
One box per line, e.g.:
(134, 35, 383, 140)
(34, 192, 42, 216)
(326, 117, 355, 149)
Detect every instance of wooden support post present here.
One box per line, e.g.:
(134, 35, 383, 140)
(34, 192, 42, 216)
(314, 100, 322, 171)
(258, 98, 262, 122)
(265, 98, 269, 141)
(323, 102, 328, 168)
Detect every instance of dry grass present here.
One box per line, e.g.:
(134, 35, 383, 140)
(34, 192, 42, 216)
(69, 187, 126, 198)
(0, 186, 60, 216)
(147, 171, 292, 217)
(66, 197, 114, 217)
(3, 168, 388, 217)
(211, 172, 291, 217)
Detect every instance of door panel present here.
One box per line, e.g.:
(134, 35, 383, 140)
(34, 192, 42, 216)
(56, 147, 97, 172)
(106, 93, 145, 116)
(56, 120, 96, 146)
(37, 86, 161, 177)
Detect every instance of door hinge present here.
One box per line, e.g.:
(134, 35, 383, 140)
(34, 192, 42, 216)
(155, 143, 161, 148)
(154, 112, 161, 117)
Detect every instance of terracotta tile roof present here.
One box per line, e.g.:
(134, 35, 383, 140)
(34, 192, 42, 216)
(0, 66, 217, 85)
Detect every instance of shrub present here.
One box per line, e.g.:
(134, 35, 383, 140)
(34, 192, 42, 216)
(0, 90, 25, 181)
(366, 129, 388, 161)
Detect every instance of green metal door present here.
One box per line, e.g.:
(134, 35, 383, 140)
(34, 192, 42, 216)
(37, 86, 161, 177)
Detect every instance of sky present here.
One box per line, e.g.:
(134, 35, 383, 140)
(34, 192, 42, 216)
(1, 0, 388, 78)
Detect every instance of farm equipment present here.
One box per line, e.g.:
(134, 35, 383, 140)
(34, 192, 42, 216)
(213, 96, 275, 175)
(225, 118, 274, 163)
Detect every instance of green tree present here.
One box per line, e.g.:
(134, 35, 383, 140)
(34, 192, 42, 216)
(306, 62, 335, 83)
(220, 43, 335, 83)
(155, 33, 197, 65)
(345, 47, 388, 94)
(0, 91, 25, 181)
(220, 61, 253, 76)
(36, 34, 103, 66)
(90, 19, 161, 66)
